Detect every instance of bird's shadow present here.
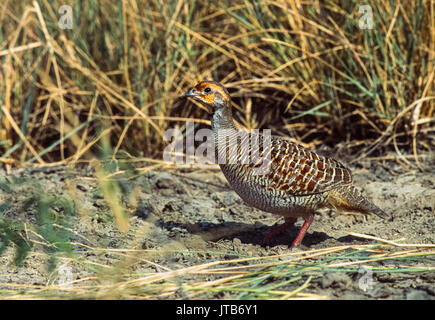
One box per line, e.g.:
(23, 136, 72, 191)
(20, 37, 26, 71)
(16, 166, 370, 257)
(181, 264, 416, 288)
(155, 219, 336, 248)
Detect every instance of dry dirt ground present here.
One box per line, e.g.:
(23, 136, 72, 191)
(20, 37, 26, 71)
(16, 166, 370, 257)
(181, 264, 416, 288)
(0, 156, 434, 299)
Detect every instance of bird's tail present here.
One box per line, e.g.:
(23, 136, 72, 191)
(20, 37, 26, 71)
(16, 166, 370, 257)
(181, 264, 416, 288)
(327, 184, 388, 219)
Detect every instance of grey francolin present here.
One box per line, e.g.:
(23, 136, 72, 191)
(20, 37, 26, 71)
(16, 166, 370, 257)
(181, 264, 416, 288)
(184, 81, 388, 248)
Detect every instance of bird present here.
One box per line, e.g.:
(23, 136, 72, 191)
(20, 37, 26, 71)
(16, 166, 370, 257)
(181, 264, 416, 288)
(183, 80, 388, 248)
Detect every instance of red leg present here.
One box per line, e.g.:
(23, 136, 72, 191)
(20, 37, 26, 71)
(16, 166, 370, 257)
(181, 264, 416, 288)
(262, 217, 297, 244)
(291, 214, 314, 248)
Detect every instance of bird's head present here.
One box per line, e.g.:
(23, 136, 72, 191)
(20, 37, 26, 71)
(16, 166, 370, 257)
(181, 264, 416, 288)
(183, 81, 230, 114)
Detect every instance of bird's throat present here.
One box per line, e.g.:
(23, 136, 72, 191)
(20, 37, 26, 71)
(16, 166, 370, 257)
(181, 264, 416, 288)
(212, 106, 236, 132)
(211, 106, 240, 168)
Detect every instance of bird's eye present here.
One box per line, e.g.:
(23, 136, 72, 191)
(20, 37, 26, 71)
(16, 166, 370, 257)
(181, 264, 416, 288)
(204, 87, 211, 93)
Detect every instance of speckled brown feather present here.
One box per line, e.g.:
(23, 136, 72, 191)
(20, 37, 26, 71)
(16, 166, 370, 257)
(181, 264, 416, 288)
(265, 138, 353, 196)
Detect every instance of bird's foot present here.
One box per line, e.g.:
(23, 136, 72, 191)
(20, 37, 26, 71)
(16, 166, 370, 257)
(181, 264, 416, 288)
(261, 217, 297, 245)
(290, 214, 314, 248)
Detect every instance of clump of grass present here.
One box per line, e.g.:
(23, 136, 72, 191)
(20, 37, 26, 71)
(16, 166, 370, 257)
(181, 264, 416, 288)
(0, 175, 76, 270)
(0, 219, 32, 267)
(0, 0, 433, 169)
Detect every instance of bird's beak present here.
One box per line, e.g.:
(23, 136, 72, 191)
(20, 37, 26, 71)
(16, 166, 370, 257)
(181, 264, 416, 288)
(183, 88, 197, 97)
(183, 88, 212, 114)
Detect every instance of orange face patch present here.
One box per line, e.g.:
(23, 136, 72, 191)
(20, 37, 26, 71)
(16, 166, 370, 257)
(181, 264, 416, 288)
(195, 82, 222, 92)
(193, 82, 230, 104)
(201, 93, 215, 105)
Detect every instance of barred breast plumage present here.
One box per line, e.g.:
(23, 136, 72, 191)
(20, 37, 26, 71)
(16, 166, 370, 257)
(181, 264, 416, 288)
(184, 81, 388, 248)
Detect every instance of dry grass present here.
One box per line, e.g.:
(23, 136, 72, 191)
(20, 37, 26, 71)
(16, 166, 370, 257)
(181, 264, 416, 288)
(0, 238, 433, 299)
(0, 0, 433, 168)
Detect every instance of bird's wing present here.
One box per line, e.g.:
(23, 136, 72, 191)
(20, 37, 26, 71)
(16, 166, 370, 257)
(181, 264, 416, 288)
(257, 136, 353, 196)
